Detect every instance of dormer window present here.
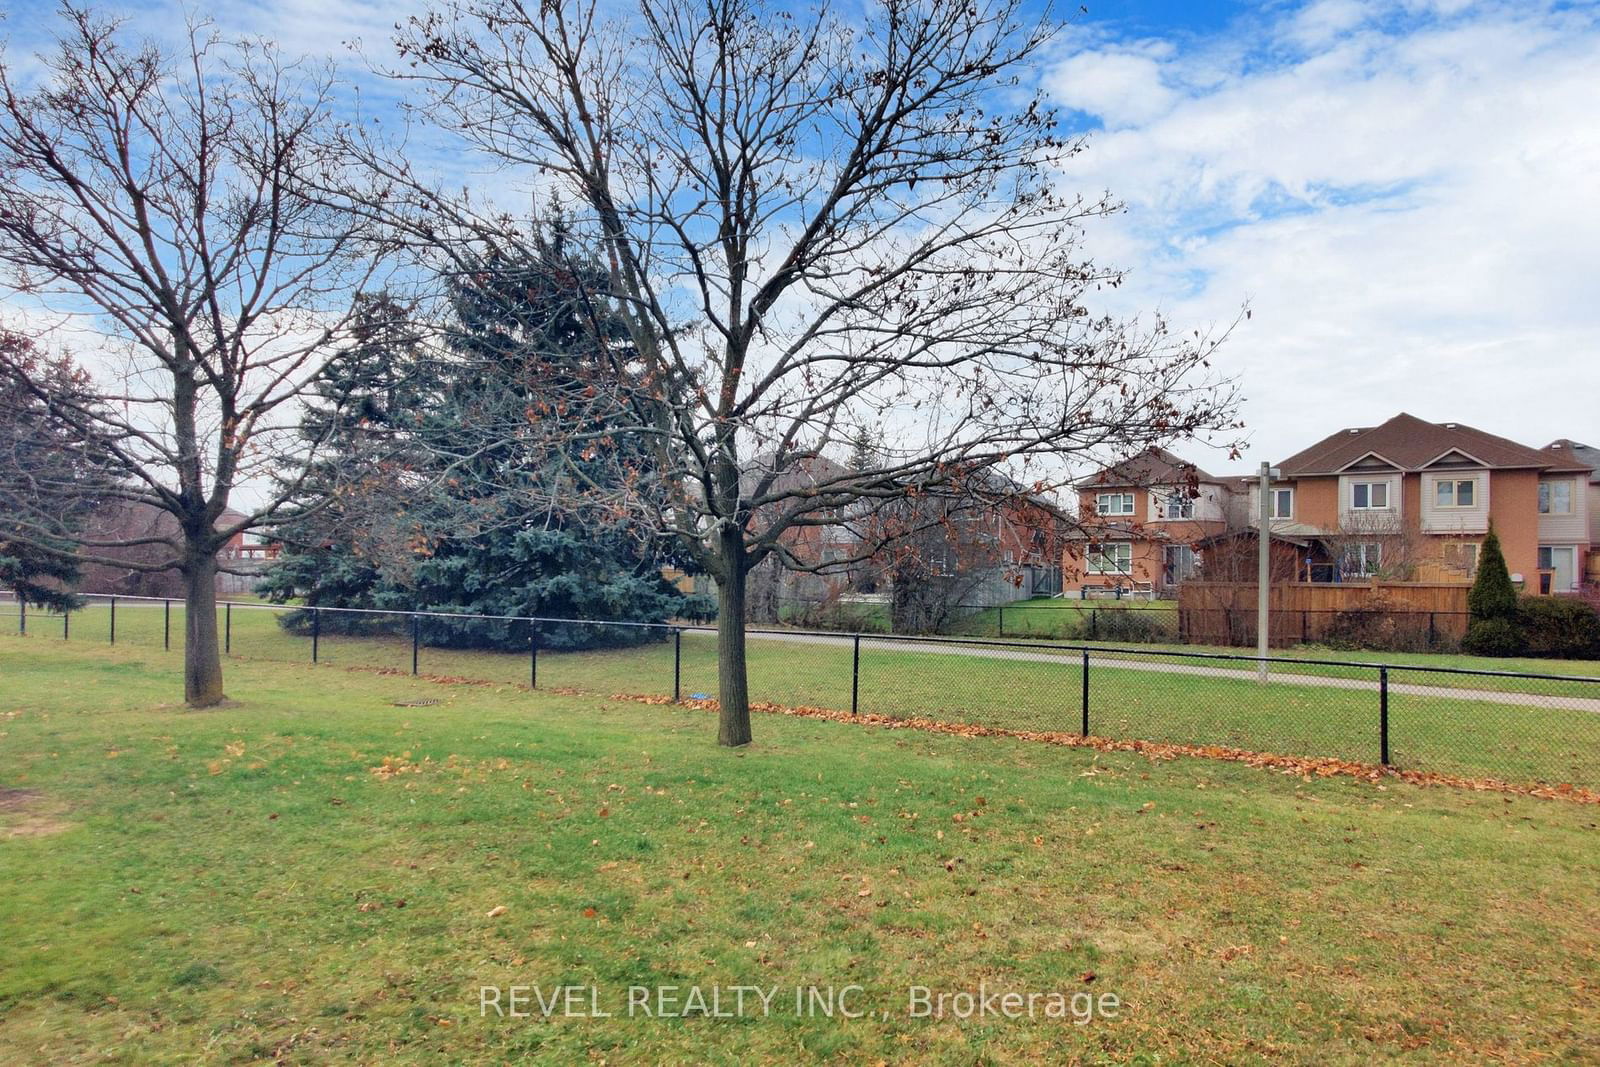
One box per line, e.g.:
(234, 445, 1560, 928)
(1162, 493, 1194, 520)
(1269, 487, 1293, 519)
(1435, 479, 1476, 508)
(1350, 481, 1389, 510)
(1096, 492, 1135, 516)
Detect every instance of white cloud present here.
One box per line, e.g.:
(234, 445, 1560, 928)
(1047, 45, 1178, 127)
(1048, 1, 1600, 468)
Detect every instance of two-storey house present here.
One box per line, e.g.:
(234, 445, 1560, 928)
(1235, 414, 1591, 593)
(1541, 439, 1599, 592)
(1064, 448, 1234, 596)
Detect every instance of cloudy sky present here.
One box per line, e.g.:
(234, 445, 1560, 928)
(1044, 0, 1600, 474)
(4, 0, 1597, 479)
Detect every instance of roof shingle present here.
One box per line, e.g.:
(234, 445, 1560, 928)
(1076, 447, 1219, 489)
(1275, 413, 1569, 476)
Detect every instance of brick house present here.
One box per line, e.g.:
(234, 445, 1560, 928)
(1063, 448, 1235, 597)
(74, 502, 278, 597)
(1227, 414, 1593, 595)
(742, 458, 1067, 621)
(1541, 439, 1600, 590)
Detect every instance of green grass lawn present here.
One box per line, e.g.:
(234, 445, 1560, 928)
(1, 640, 1598, 1062)
(12, 602, 1600, 790)
(945, 597, 1179, 641)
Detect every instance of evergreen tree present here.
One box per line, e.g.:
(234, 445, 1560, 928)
(847, 428, 883, 473)
(1467, 524, 1517, 621)
(261, 232, 705, 649)
(1461, 522, 1524, 656)
(255, 292, 438, 628)
(0, 336, 109, 611)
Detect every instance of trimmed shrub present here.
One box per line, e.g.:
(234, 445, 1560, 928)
(1078, 607, 1170, 643)
(1461, 617, 1526, 657)
(1467, 525, 1517, 621)
(1518, 597, 1600, 659)
(1322, 608, 1436, 653)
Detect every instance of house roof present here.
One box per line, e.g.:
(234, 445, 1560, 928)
(1075, 447, 1219, 489)
(1192, 527, 1319, 549)
(1275, 413, 1566, 476)
(1543, 439, 1600, 480)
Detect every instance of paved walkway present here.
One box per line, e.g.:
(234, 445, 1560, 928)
(733, 631, 1600, 714)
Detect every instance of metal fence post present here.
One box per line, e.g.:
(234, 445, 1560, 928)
(412, 614, 420, 676)
(1090, 609, 1098, 640)
(529, 632, 538, 689)
(63, 606, 69, 641)
(110, 596, 116, 645)
(311, 607, 320, 663)
(1081, 650, 1090, 736)
(673, 628, 682, 702)
(164, 599, 171, 651)
(1427, 612, 1436, 649)
(998, 606, 1004, 637)
(224, 602, 231, 655)
(851, 633, 861, 716)
(1379, 667, 1390, 766)
(18, 598, 24, 636)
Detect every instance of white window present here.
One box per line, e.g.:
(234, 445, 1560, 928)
(1341, 542, 1382, 576)
(1162, 493, 1194, 520)
(1351, 481, 1389, 510)
(1442, 542, 1479, 575)
(1268, 487, 1294, 519)
(1085, 542, 1133, 575)
(1538, 481, 1573, 515)
(1096, 492, 1135, 516)
(1435, 478, 1476, 508)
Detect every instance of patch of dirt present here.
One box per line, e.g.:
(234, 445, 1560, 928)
(0, 788, 41, 810)
(0, 788, 71, 838)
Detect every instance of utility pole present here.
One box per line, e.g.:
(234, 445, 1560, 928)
(1257, 460, 1282, 682)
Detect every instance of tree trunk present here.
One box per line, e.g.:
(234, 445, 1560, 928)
(183, 550, 225, 707)
(715, 560, 752, 747)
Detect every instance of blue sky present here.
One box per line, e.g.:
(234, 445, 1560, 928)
(4, 0, 1598, 476)
(1041, 0, 1600, 473)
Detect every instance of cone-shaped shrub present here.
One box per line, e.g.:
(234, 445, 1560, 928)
(1467, 524, 1517, 621)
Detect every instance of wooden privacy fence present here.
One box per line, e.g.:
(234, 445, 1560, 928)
(1178, 581, 1472, 648)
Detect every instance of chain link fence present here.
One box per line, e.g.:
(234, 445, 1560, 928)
(4, 591, 1599, 792)
(753, 594, 1483, 652)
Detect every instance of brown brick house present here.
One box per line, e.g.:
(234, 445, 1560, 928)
(1228, 414, 1592, 594)
(74, 501, 278, 597)
(735, 457, 1067, 622)
(1063, 448, 1235, 597)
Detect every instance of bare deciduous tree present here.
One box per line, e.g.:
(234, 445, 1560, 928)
(372, 0, 1241, 744)
(0, 8, 390, 705)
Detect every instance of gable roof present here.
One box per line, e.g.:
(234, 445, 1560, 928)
(1543, 439, 1600, 480)
(1276, 413, 1562, 477)
(1075, 447, 1219, 489)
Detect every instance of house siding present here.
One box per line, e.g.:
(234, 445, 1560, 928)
(1145, 483, 1229, 524)
(1420, 468, 1492, 534)
(1536, 475, 1588, 543)
(1337, 471, 1403, 530)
